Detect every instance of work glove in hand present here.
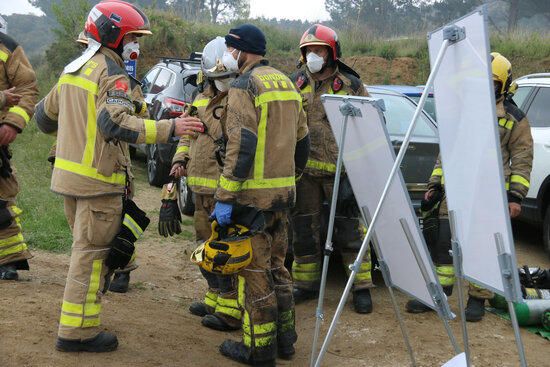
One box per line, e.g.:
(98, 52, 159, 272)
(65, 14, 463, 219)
(158, 182, 182, 237)
(210, 202, 233, 227)
(105, 236, 135, 270)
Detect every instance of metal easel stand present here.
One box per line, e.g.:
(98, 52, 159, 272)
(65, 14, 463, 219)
(448, 210, 472, 367)
(495, 233, 528, 367)
(309, 100, 360, 367)
(363, 206, 417, 367)
(313, 25, 466, 367)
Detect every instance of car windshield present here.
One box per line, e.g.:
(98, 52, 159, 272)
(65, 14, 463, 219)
(371, 92, 437, 138)
(409, 95, 437, 121)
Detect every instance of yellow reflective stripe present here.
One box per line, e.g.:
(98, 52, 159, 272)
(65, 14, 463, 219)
(205, 292, 218, 308)
(0, 232, 24, 248)
(254, 91, 302, 107)
(81, 93, 97, 167)
(62, 301, 83, 315)
(221, 175, 297, 191)
(84, 303, 101, 316)
(59, 314, 82, 327)
(0, 50, 8, 62)
(306, 159, 336, 173)
(505, 182, 510, 190)
(187, 176, 218, 189)
(123, 213, 144, 238)
(470, 282, 485, 290)
(82, 317, 101, 327)
(216, 305, 241, 320)
(8, 106, 30, 124)
(238, 275, 245, 308)
(436, 265, 456, 286)
(58, 74, 99, 95)
(217, 296, 238, 308)
(0, 243, 27, 257)
(431, 168, 443, 177)
(86, 260, 102, 304)
(254, 104, 268, 179)
(263, 82, 272, 89)
(292, 261, 321, 282)
(192, 98, 210, 107)
(144, 119, 157, 144)
(299, 85, 312, 95)
(243, 315, 276, 336)
(498, 118, 514, 130)
(176, 145, 189, 154)
(510, 174, 530, 189)
(10, 205, 22, 217)
(328, 86, 347, 95)
(54, 157, 126, 185)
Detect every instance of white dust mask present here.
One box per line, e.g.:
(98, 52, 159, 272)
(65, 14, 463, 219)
(306, 52, 325, 74)
(222, 50, 240, 72)
(122, 41, 140, 61)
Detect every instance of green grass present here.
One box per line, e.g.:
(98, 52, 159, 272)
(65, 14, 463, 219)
(11, 123, 71, 252)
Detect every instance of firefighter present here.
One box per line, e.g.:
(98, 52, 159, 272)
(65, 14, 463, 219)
(0, 29, 39, 280)
(35, 1, 203, 352)
(161, 36, 242, 331)
(290, 24, 374, 314)
(405, 52, 533, 322)
(211, 24, 310, 366)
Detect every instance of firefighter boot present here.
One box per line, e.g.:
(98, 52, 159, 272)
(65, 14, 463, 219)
(405, 286, 453, 313)
(202, 314, 240, 331)
(189, 302, 213, 317)
(0, 264, 18, 280)
(465, 296, 485, 322)
(109, 272, 130, 293)
(219, 340, 276, 367)
(56, 331, 118, 353)
(292, 287, 318, 304)
(352, 289, 373, 314)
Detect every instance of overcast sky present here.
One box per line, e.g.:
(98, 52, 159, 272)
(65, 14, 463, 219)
(0, 0, 330, 21)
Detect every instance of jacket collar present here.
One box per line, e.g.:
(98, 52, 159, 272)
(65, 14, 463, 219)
(495, 97, 506, 118)
(240, 58, 268, 74)
(99, 47, 125, 69)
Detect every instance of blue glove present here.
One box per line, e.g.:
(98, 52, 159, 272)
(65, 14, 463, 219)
(211, 202, 233, 226)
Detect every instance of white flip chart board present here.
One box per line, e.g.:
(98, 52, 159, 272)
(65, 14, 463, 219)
(322, 95, 451, 314)
(428, 8, 522, 300)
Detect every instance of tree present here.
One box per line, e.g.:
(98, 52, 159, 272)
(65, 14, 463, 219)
(207, 0, 250, 23)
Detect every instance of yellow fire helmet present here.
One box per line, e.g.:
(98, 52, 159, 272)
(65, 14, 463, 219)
(491, 52, 512, 96)
(191, 220, 254, 275)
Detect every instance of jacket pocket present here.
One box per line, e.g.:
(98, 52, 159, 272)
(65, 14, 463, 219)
(96, 142, 118, 178)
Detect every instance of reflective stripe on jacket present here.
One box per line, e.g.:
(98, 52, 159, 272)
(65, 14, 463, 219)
(215, 59, 309, 210)
(35, 47, 174, 197)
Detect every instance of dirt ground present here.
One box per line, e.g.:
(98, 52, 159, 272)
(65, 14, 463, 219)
(2, 170, 550, 367)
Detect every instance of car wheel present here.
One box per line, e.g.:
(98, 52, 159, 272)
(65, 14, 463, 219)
(146, 144, 170, 187)
(542, 204, 550, 258)
(177, 176, 195, 216)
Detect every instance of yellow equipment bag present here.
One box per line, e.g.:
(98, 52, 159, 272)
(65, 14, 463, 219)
(191, 220, 254, 275)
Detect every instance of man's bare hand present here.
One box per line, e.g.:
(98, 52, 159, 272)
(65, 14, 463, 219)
(0, 124, 18, 145)
(424, 188, 436, 201)
(170, 162, 187, 178)
(174, 116, 204, 137)
(509, 202, 521, 218)
(3, 87, 22, 107)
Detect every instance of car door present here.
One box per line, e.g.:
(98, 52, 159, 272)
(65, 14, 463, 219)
(371, 92, 439, 207)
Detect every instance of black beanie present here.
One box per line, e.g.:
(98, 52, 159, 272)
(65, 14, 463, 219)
(225, 24, 266, 56)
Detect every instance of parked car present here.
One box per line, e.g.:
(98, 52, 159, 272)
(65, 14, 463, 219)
(511, 73, 550, 255)
(132, 54, 202, 187)
(372, 84, 436, 121)
(366, 86, 439, 209)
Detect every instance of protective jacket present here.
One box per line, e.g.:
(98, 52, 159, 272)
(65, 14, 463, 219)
(429, 97, 533, 202)
(36, 47, 175, 198)
(173, 87, 227, 195)
(215, 59, 309, 210)
(0, 32, 38, 132)
(291, 66, 368, 176)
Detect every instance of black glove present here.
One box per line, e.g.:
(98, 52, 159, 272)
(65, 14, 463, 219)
(0, 146, 12, 178)
(0, 200, 12, 230)
(158, 183, 182, 237)
(105, 236, 134, 270)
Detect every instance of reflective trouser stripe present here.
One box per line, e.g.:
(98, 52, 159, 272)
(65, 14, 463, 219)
(354, 262, 372, 283)
(216, 296, 241, 320)
(204, 291, 218, 308)
(278, 310, 295, 333)
(243, 311, 276, 348)
(436, 265, 456, 287)
(292, 261, 320, 282)
(0, 232, 28, 257)
(60, 259, 102, 328)
(470, 282, 485, 290)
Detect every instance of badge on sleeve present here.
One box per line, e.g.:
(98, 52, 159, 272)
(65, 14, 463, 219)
(115, 79, 129, 93)
(332, 77, 343, 92)
(296, 73, 308, 90)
